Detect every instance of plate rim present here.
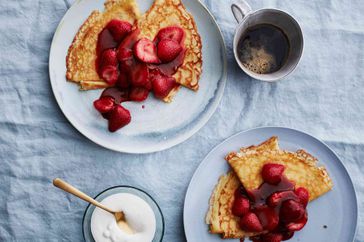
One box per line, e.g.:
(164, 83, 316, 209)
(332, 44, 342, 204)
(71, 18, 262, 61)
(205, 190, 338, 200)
(48, 0, 227, 154)
(183, 126, 358, 241)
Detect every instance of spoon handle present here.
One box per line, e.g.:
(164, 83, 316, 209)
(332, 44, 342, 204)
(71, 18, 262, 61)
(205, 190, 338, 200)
(53, 178, 115, 214)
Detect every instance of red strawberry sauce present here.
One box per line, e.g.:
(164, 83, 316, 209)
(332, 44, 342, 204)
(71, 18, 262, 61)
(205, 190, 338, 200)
(233, 164, 309, 242)
(93, 20, 186, 132)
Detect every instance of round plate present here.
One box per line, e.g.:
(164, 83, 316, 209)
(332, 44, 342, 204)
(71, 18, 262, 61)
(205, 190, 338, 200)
(82, 186, 164, 242)
(184, 127, 358, 242)
(49, 0, 226, 153)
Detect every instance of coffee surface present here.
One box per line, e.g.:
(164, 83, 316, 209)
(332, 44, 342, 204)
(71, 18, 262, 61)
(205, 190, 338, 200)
(238, 24, 290, 74)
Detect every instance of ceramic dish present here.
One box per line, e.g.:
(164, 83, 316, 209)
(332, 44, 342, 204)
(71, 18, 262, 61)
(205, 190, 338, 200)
(49, 0, 227, 153)
(82, 185, 164, 242)
(184, 127, 357, 242)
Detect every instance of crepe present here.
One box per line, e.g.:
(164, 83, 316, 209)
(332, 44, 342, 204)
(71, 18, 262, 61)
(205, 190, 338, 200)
(137, 0, 203, 102)
(206, 137, 280, 238)
(66, 0, 140, 90)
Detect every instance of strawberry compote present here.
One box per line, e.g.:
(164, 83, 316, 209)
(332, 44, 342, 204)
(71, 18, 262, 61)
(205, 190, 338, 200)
(93, 20, 186, 132)
(232, 163, 310, 242)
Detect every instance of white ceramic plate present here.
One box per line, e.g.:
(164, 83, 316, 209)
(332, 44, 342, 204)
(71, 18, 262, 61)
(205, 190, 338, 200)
(49, 0, 226, 153)
(184, 127, 358, 242)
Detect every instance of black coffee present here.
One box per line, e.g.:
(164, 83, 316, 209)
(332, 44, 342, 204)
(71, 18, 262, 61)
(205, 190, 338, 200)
(238, 24, 290, 74)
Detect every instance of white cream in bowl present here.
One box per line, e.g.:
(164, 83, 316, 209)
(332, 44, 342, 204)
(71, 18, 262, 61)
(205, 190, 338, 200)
(91, 193, 156, 242)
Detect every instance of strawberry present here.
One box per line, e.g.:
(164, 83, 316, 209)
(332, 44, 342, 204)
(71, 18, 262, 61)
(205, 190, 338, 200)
(157, 39, 182, 63)
(100, 65, 119, 85)
(280, 199, 305, 223)
(239, 212, 263, 232)
(129, 62, 151, 89)
(100, 49, 118, 67)
(133, 38, 160, 64)
(108, 104, 131, 132)
(267, 191, 297, 208)
(156, 26, 184, 43)
(255, 207, 279, 231)
(129, 87, 149, 102)
(116, 72, 129, 89)
(294, 187, 309, 208)
(93, 96, 115, 113)
(285, 213, 308, 231)
(232, 196, 250, 217)
(101, 87, 129, 104)
(261, 233, 283, 242)
(261, 163, 285, 184)
(151, 70, 177, 99)
(106, 19, 132, 42)
(117, 47, 133, 62)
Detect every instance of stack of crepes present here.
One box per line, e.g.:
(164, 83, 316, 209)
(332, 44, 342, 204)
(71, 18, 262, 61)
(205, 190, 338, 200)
(66, 0, 202, 102)
(206, 136, 333, 239)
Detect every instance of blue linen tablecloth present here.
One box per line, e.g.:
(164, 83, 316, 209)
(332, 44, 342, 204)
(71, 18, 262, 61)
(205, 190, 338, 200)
(0, 0, 363, 241)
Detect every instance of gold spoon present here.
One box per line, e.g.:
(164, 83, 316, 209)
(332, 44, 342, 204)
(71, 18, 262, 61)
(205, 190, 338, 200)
(53, 178, 134, 234)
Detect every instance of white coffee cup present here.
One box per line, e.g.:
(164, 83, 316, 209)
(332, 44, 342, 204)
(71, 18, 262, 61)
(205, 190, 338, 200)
(231, 1, 304, 81)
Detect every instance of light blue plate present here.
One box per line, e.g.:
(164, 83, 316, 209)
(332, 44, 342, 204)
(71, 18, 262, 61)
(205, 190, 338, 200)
(49, 0, 226, 153)
(184, 127, 357, 242)
(82, 186, 164, 242)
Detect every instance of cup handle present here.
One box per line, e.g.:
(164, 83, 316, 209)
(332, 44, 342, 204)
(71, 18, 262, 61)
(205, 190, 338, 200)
(231, 1, 252, 23)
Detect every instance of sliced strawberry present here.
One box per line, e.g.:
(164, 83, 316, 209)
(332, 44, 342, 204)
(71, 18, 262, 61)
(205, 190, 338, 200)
(101, 87, 129, 104)
(280, 199, 305, 223)
(129, 62, 151, 89)
(232, 196, 250, 217)
(119, 29, 140, 49)
(267, 191, 298, 208)
(100, 49, 118, 67)
(106, 19, 132, 42)
(117, 47, 133, 62)
(294, 187, 309, 208)
(285, 213, 308, 231)
(108, 104, 131, 132)
(133, 38, 160, 64)
(116, 72, 129, 89)
(261, 163, 285, 185)
(129, 87, 149, 102)
(151, 70, 177, 99)
(100, 65, 119, 85)
(157, 39, 182, 63)
(261, 233, 283, 242)
(239, 212, 263, 232)
(255, 207, 279, 231)
(156, 26, 184, 43)
(93, 96, 115, 113)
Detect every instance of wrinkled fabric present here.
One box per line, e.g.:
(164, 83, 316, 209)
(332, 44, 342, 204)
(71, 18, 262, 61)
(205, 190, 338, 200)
(0, 0, 363, 241)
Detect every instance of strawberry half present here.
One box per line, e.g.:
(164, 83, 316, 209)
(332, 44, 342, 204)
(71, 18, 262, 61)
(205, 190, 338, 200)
(100, 65, 119, 85)
(156, 26, 184, 43)
(100, 49, 118, 67)
(267, 191, 297, 208)
(280, 199, 305, 223)
(285, 213, 308, 231)
(294, 187, 310, 208)
(151, 70, 177, 99)
(133, 38, 160, 64)
(129, 87, 149, 102)
(239, 212, 263, 232)
(255, 207, 279, 231)
(106, 19, 132, 42)
(157, 39, 182, 63)
(261, 163, 285, 185)
(232, 196, 250, 217)
(117, 47, 133, 62)
(129, 62, 151, 89)
(93, 96, 115, 113)
(108, 105, 131, 132)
